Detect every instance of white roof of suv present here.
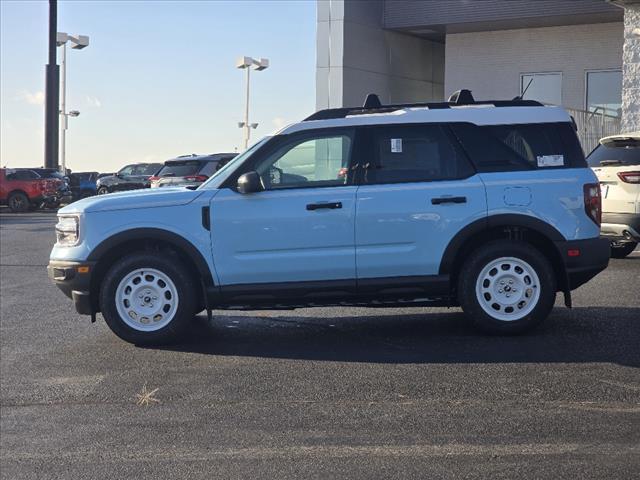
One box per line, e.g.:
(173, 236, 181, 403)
(282, 90, 574, 135)
(600, 132, 640, 145)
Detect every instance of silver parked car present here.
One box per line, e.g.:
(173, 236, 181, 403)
(150, 153, 236, 189)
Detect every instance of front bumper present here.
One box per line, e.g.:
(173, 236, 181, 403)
(47, 260, 96, 315)
(555, 237, 610, 290)
(600, 212, 640, 242)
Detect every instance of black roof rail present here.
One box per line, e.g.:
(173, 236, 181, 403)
(304, 90, 544, 122)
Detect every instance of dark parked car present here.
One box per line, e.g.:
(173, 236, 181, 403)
(96, 163, 162, 194)
(69, 171, 99, 200)
(149, 153, 236, 189)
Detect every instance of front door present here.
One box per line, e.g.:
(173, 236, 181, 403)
(210, 129, 358, 289)
(355, 124, 487, 282)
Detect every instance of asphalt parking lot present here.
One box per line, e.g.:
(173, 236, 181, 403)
(1, 211, 639, 479)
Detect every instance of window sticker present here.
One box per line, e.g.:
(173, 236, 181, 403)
(391, 138, 403, 153)
(537, 154, 564, 167)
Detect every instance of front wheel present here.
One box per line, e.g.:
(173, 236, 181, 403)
(8, 192, 29, 213)
(457, 241, 556, 335)
(99, 252, 198, 345)
(97, 186, 110, 195)
(610, 241, 637, 259)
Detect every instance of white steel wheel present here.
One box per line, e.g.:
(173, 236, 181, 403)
(115, 268, 179, 332)
(474, 256, 541, 322)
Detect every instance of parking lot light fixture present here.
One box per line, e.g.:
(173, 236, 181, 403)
(236, 56, 269, 150)
(57, 32, 89, 173)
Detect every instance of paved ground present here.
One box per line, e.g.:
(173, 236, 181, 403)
(1, 211, 639, 479)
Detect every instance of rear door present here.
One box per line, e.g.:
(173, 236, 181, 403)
(354, 124, 487, 282)
(210, 128, 358, 287)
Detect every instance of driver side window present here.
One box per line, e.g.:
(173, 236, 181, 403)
(118, 165, 134, 176)
(256, 133, 352, 189)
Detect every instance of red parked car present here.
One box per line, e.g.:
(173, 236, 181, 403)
(0, 168, 61, 213)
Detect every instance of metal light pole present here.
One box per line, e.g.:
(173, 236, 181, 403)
(56, 32, 89, 173)
(236, 56, 269, 150)
(44, 0, 59, 169)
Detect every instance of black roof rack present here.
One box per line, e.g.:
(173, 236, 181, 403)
(304, 90, 544, 122)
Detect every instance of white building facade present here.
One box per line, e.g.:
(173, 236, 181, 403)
(316, 0, 639, 145)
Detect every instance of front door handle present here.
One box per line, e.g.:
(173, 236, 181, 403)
(431, 196, 467, 205)
(306, 202, 342, 211)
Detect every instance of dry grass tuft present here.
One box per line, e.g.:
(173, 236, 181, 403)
(135, 384, 160, 406)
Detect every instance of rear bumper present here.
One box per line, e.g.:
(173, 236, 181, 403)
(555, 237, 610, 290)
(600, 212, 640, 242)
(47, 260, 96, 315)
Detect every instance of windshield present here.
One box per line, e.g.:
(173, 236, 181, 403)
(198, 137, 270, 189)
(587, 140, 640, 167)
(157, 161, 202, 177)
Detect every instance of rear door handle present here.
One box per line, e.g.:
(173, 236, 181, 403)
(431, 196, 467, 205)
(306, 202, 342, 211)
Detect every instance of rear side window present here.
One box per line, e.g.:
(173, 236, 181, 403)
(199, 161, 219, 177)
(362, 124, 475, 184)
(451, 122, 586, 171)
(7, 170, 40, 180)
(587, 140, 640, 167)
(158, 161, 201, 177)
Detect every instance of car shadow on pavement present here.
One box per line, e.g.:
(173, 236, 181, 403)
(158, 306, 640, 367)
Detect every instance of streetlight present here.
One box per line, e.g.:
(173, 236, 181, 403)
(236, 56, 269, 150)
(56, 32, 89, 173)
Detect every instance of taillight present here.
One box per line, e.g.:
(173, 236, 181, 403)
(184, 175, 208, 182)
(148, 176, 160, 182)
(617, 171, 640, 184)
(583, 183, 602, 226)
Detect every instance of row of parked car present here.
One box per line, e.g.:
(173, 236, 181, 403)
(0, 152, 237, 213)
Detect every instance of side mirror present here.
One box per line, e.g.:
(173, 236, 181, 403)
(237, 171, 264, 194)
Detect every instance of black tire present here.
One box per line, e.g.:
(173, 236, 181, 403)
(457, 240, 556, 335)
(7, 192, 29, 213)
(97, 186, 110, 195)
(99, 252, 198, 345)
(610, 241, 637, 259)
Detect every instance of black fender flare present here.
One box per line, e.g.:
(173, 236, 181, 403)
(438, 214, 566, 275)
(88, 228, 214, 287)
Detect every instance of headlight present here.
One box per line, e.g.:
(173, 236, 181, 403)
(55, 215, 80, 246)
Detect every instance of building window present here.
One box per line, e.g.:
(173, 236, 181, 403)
(586, 70, 622, 118)
(520, 73, 562, 106)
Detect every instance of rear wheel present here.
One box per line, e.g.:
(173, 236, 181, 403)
(99, 252, 198, 345)
(610, 241, 637, 259)
(457, 241, 556, 334)
(7, 192, 29, 213)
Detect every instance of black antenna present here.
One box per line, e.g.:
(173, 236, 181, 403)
(514, 77, 533, 101)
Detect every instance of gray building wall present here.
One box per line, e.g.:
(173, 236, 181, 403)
(316, 0, 444, 109)
(444, 22, 624, 110)
(622, 4, 640, 132)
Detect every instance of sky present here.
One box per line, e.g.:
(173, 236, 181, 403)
(0, 0, 317, 172)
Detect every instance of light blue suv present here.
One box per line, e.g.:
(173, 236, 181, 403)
(48, 91, 610, 345)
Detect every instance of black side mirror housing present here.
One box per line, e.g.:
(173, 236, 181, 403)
(237, 171, 264, 194)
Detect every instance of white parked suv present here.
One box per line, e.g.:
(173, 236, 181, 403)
(587, 132, 640, 258)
